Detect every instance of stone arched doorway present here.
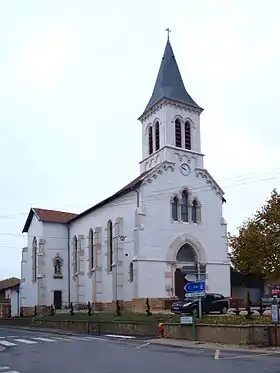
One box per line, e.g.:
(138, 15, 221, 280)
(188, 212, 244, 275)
(174, 243, 197, 300)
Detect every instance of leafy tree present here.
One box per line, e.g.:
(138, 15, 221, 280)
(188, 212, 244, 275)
(229, 189, 280, 279)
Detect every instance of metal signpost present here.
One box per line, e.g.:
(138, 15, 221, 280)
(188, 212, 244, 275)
(271, 296, 279, 347)
(184, 265, 205, 320)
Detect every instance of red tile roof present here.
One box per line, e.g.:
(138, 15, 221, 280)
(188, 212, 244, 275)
(0, 277, 21, 291)
(34, 208, 78, 223)
(22, 208, 78, 233)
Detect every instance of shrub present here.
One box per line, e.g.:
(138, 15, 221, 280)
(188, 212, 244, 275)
(145, 298, 152, 316)
(69, 302, 74, 315)
(116, 300, 121, 316)
(50, 304, 54, 316)
(87, 301, 92, 316)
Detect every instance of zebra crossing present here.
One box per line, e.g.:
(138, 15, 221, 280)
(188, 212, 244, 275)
(0, 334, 137, 348)
(0, 335, 108, 347)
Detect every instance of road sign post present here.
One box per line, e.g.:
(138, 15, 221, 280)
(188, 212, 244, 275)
(184, 266, 205, 320)
(197, 263, 202, 320)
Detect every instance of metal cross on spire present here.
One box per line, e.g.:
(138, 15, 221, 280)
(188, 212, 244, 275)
(165, 28, 171, 41)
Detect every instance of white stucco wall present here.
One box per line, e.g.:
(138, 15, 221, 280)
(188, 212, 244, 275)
(140, 104, 204, 173)
(69, 191, 138, 303)
(21, 217, 44, 307)
(5, 287, 19, 316)
(42, 222, 69, 307)
(136, 159, 230, 298)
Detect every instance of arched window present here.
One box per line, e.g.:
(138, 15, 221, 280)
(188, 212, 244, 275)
(185, 121, 191, 150)
(89, 229, 94, 271)
(73, 236, 78, 274)
(171, 196, 179, 221)
(107, 220, 113, 271)
(192, 199, 200, 223)
(181, 190, 189, 222)
(155, 121, 160, 151)
(175, 118, 182, 147)
(148, 126, 153, 155)
(129, 262, 134, 283)
(32, 237, 37, 282)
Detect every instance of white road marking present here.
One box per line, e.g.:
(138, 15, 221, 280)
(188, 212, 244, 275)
(0, 367, 11, 370)
(105, 334, 136, 339)
(32, 337, 56, 342)
(214, 349, 220, 360)
(67, 336, 92, 341)
(5, 371, 20, 373)
(218, 353, 270, 360)
(0, 341, 17, 347)
(136, 342, 150, 349)
(14, 338, 38, 344)
(84, 336, 108, 341)
(49, 336, 72, 341)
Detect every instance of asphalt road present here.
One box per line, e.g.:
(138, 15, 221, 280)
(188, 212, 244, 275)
(0, 327, 280, 373)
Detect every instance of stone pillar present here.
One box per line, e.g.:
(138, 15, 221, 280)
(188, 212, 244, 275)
(94, 227, 102, 310)
(78, 235, 85, 305)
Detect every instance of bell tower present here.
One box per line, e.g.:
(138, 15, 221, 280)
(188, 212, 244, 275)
(138, 32, 204, 173)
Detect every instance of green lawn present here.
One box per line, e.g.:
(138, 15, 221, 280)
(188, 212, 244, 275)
(37, 312, 273, 325)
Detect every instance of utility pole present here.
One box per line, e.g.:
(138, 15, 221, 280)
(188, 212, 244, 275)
(197, 263, 202, 320)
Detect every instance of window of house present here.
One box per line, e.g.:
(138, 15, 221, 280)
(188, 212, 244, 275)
(129, 262, 134, 282)
(89, 229, 94, 271)
(32, 237, 37, 282)
(107, 220, 113, 271)
(185, 121, 191, 150)
(181, 190, 189, 222)
(192, 199, 198, 223)
(148, 126, 153, 155)
(171, 196, 179, 221)
(175, 118, 182, 147)
(155, 121, 160, 151)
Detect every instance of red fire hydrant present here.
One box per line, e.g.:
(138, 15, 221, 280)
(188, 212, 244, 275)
(158, 322, 164, 338)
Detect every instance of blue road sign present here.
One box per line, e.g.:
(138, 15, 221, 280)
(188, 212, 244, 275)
(184, 280, 206, 297)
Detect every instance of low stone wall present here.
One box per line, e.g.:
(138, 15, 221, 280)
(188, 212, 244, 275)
(0, 318, 158, 338)
(0, 317, 278, 346)
(163, 323, 275, 346)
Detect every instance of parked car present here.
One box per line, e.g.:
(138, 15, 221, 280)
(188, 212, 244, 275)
(171, 293, 229, 316)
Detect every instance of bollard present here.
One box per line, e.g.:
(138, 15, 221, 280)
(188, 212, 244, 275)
(158, 322, 164, 338)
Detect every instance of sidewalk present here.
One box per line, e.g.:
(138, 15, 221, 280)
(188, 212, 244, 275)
(148, 338, 280, 355)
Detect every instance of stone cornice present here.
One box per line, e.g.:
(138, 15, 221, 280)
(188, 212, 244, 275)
(195, 168, 224, 197)
(142, 161, 175, 185)
(138, 98, 203, 122)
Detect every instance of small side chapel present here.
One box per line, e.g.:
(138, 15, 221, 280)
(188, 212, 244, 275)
(20, 35, 230, 313)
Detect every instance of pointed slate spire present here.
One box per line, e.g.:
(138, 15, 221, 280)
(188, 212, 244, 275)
(139, 39, 202, 119)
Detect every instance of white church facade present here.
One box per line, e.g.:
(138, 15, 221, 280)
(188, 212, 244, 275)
(20, 37, 231, 313)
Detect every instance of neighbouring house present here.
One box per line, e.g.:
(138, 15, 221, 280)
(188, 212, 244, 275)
(20, 35, 231, 314)
(0, 277, 21, 316)
(231, 267, 265, 307)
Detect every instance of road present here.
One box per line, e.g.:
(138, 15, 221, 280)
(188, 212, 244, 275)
(0, 327, 280, 373)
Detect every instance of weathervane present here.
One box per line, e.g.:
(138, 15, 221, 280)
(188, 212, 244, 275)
(165, 28, 171, 41)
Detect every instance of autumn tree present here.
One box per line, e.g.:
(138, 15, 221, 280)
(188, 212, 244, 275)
(229, 189, 280, 279)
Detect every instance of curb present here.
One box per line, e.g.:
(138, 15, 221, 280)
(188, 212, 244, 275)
(148, 341, 280, 356)
(15, 327, 76, 336)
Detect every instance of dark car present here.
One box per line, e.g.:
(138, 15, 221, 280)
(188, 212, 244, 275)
(171, 293, 229, 316)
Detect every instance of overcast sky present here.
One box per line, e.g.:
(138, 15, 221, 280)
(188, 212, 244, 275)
(0, 0, 279, 279)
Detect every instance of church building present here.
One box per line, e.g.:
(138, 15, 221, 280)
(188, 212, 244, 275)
(20, 36, 231, 313)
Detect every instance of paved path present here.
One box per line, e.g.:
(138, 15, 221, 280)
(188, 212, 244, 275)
(1, 327, 280, 372)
